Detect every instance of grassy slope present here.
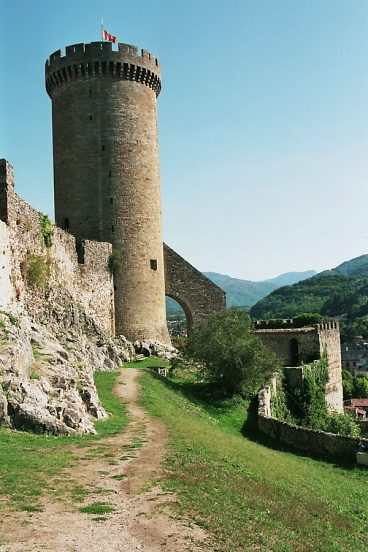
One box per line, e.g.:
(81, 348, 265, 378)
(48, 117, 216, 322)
(0, 371, 127, 512)
(140, 370, 367, 552)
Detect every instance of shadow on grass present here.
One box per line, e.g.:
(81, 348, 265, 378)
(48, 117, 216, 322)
(148, 370, 356, 471)
(241, 397, 357, 470)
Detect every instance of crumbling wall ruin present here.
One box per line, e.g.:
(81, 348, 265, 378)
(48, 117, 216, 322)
(0, 159, 115, 335)
(254, 321, 344, 414)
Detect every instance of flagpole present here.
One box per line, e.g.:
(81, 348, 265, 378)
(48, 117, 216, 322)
(101, 19, 104, 40)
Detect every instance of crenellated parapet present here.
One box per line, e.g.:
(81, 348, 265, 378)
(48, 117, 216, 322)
(45, 42, 161, 97)
(318, 321, 339, 331)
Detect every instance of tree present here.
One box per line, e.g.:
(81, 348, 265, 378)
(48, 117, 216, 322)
(187, 308, 280, 396)
(342, 369, 353, 400)
(353, 376, 368, 398)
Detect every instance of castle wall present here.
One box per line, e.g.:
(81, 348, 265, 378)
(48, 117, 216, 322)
(164, 243, 226, 331)
(0, 159, 114, 335)
(258, 374, 366, 463)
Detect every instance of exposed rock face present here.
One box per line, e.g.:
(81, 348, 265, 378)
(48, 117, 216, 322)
(0, 300, 133, 435)
(133, 339, 178, 360)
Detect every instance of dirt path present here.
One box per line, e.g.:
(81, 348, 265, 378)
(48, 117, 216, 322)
(0, 369, 209, 552)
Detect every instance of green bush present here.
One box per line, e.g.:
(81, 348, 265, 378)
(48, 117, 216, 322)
(353, 376, 368, 398)
(324, 412, 360, 438)
(108, 251, 123, 274)
(187, 308, 281, 396)
(292, 313, 324, 327)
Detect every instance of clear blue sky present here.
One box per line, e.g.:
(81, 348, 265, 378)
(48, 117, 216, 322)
(1, 0, 367, 280)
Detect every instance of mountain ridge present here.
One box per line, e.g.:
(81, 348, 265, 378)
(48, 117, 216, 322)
(250, 254, 368, 339)
(166, 269, 316, 313)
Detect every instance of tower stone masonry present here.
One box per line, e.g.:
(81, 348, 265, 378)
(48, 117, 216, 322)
(45, 41, 169, 343)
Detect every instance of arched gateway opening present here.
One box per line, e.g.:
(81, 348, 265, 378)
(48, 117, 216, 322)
(165, 295, 193, 337)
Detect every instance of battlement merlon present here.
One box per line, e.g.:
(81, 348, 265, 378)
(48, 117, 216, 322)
(0, 159, 14, 189)
(254, 319, 339, 333)
(0, 159, 15, 225)
(45, 42, 161, 98)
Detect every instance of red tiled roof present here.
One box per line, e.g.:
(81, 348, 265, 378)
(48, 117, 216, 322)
(351, 399, 368, 407)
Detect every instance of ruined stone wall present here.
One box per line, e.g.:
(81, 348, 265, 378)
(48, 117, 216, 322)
(0, 159, 114, 335)
(254, 322, 344, 414)
(258, 374, 366, 462)
(164, 243, 226, 332)
(254, 327, 320, 365)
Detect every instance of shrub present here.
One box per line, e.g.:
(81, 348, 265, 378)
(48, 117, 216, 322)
(109, 251, 123, 274)
(187, 308, 281, 396)
(353, 376, 368, 398)
(324, 412, 360, 438)
(38, 212, 53, 248)
(292, 313, 324, 327)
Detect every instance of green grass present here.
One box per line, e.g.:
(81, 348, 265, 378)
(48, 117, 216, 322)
(79, 502, 115, 515)
(123, 358, 170, 369)
(140, 370, 368, 552)
(0, 370, 127, 512)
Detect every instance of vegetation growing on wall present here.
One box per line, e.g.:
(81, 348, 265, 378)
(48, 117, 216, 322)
(275, 355, 361, 437)
(22, 254, 51, 289)
(271, 374, 294, 422)
(295, 355, 330, 429)
(38, 212, 53, 248)
(255, 313, 324, 329)
(108, 251, 123, 274)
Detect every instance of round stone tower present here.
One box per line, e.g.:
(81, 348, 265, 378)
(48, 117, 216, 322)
(45, 41, 170, 343)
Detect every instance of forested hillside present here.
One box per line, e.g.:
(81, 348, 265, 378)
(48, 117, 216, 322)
(250, 255, 368, 339)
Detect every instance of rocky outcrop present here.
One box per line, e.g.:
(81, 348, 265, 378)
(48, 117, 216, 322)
(0, 300, 133, 435)
(133, 339, 178, 360)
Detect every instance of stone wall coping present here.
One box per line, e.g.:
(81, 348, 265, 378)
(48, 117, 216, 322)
(254, 327, 316, 334)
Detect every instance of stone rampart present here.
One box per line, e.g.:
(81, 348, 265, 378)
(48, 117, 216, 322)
(0, 159, 114, 335)
(164, 243, 226, 332)
(258, 374, 368, 462)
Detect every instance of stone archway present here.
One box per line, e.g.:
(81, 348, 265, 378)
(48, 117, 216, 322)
(163, 243, 226, 335)
(166, 294, 193, 335)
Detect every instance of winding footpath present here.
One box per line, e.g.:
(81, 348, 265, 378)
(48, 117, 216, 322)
(1, 369, 208, 552)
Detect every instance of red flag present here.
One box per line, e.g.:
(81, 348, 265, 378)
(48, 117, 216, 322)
(101, 28, 118, 44)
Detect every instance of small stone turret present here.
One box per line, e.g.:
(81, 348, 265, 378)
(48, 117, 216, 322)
(45, 42, 169, 343)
